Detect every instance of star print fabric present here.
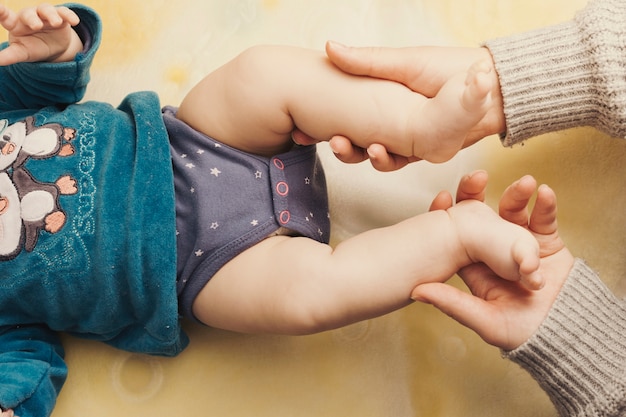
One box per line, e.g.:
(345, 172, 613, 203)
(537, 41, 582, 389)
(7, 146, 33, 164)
(163, 107, 330, 320)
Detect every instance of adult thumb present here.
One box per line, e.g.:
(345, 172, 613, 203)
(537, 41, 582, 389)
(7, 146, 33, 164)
(325, 41, 414, 83)
(411, 282, 493, 339)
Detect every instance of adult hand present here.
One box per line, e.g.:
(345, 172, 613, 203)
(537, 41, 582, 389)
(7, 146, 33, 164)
(413, 174, 575, 350)
(325, 42, 505, 145)
(301, 42, 506, 171)
(291, 130, 420, 171)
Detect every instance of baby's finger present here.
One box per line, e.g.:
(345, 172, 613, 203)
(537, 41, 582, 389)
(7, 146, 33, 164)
(36, 4, 65, 27)
(0, 5, 18, 32)
(55, 6, 80, 27)
(18, 6, 45, 30)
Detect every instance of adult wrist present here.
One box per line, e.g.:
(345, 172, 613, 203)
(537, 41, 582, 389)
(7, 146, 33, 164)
(484, 20, 593, 146)
(485, 0, 626, 146)
(504, 259, 626, 415)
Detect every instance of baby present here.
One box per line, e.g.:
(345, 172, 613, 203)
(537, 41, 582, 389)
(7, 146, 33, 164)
(0, 4, 543, 417)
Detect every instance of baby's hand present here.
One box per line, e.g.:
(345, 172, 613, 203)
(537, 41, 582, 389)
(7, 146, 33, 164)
(0, 4, 81, 65)
(0, 408, 15, 417)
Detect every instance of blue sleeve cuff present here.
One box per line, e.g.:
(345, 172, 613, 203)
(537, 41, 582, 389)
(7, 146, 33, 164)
(0, 325, 67, 417)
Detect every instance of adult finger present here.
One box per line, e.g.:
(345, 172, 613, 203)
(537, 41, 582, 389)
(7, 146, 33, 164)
(327, 135, 369, 164)
(455, 170, 488, 203)
(366, 143, 417, 172)
(498, 175, 537, 226)
(528, 184, 559, 235)
(429, 190, 453, 211)
(411, 281, 503, 347)
(325, 41, 420, 88)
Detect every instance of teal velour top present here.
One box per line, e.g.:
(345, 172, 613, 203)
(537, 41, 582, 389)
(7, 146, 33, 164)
(0, 4, 188, 416)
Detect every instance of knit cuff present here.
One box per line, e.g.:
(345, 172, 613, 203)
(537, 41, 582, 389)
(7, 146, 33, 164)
(485, 0, 626, 146)
(504, 259, 626, 417)
(484, 20, 596, 146)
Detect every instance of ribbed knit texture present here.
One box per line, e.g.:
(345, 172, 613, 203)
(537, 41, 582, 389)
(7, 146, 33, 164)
(487, 2, 626, 414)
(485, 0, 626, 146)
(504, 259, 626, 416)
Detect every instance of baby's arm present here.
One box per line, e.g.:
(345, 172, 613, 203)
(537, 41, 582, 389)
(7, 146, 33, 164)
(177, 45, 492, 162)
(192, 178, 540, 334)
(0, 324, 67, 417)
(0, 4, 82, 66)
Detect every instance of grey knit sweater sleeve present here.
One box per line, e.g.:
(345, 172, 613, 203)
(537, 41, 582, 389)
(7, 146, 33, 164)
(484, 1, 626, 415)
(503, 259, 626, 416)
(484, 0, 626, 146)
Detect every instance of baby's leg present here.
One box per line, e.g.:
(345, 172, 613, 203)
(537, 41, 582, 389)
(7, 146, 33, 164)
(178, 44, 494, 162)
(192, 194, 539, 335)
(0, 409, 14, 417)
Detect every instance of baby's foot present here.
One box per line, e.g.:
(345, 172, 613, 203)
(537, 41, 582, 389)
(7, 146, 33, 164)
(511, 236, 544, 290)
(461, 59, 494, 113)
(418, 60, 495, 163)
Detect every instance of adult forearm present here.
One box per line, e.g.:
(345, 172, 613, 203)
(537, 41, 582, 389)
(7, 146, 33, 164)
(485, 0, 626, 146)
